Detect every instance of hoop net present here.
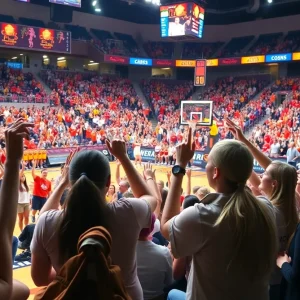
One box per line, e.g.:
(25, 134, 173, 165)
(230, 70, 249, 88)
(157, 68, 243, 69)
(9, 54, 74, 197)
(187, 119, 198, 136)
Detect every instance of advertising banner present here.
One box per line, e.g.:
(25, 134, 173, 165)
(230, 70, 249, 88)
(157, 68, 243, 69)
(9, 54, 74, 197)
(0, 22, 71, 53)
(129, 57, 152, 66)
(153, 59, 175, 67)
(104, 55, 129, 65)
(265, 53, 292, 63)
(292, 52, 300, 61)
(206, 59, 218, 67)
(140, 146, 287, 173)
(218, 57, 241, 66)
(241, 55, 265, 64)
(140, 146, 156, 162)
(175, 60, 196, 67)
(47, 145, 111, 165)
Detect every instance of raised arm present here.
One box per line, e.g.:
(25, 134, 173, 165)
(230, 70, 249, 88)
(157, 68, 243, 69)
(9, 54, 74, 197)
(143, 163, 162, 218)
(106, 139, 157, 212)
(186, 169, 191, 195)
(31, 159, 37, 180)
(161, 128, 195, 239)
(39, 150, 76, 215)
(0, 120, 33, 300)
(115, 160, 121, 185)
(225, 118, 272, 170)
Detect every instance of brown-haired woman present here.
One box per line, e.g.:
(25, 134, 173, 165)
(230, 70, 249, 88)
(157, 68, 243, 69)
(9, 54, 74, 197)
(17, 163, 30, 231)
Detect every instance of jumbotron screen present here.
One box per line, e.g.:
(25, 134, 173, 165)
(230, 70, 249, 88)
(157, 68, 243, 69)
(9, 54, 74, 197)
(160, 2, 205, 38)
(49, 0, 81, 8)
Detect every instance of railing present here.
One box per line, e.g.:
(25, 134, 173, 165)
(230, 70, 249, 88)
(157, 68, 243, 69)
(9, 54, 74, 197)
(0, 95, 49, 104)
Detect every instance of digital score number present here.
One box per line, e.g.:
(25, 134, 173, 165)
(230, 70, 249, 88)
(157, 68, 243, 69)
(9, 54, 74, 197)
(194, 59, 207, 86)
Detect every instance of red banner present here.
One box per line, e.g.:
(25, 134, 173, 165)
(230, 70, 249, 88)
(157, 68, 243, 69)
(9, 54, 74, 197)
(152, 59, 175, 67)
(104, 55, 129, 64)
(218, 57, 241, 66)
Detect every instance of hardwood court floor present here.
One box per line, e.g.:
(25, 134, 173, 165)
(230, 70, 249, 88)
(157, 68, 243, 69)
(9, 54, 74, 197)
(12, 162, 209, 299)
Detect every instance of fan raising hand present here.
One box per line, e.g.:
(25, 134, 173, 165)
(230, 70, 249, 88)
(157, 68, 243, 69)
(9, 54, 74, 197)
(176, 127, 195, 168)
(5, 119, 34, 162)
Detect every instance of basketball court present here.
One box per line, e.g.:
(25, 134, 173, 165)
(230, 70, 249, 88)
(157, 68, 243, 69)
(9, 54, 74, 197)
(12, 161, 209, 299)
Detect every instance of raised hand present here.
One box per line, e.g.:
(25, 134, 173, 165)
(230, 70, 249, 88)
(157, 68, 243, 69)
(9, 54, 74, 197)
(186, 169, 192, 178)
(105, 139, 127, 161)
(143, 162, 156, 180)
(176, 127, 195, 168)
(5, 119, 34, 163)
(61, 148, 79, 187)
(225, 118, 246, 143)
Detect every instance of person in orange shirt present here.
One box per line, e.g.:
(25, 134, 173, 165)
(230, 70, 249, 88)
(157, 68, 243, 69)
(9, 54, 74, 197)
(31, 160, 51, 223)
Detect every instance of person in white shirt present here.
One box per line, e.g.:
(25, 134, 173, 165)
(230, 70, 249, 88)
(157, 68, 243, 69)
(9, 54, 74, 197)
(169, 17, 185, 36)
(18, 167, 31, 231)
(137, 214, 173, 300)
(270, 139, 280, 158)
(161, 128, 278, 300)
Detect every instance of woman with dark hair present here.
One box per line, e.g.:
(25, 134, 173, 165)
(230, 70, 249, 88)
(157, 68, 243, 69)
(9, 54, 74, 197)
(31, 140, 158, 300)
(17, 165, 30, 231)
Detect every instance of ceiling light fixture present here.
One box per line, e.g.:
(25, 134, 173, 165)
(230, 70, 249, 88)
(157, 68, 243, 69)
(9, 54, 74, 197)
(92, 0, 97, 6)
(95, 7, 101, 12)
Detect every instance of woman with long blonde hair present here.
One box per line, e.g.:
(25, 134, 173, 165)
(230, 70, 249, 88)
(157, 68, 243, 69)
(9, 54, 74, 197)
(226, 118, 299, 300)
(161, 128, 278, 300)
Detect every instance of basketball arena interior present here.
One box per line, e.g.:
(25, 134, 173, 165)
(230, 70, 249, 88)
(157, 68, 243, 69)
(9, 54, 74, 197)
(0, 0, 300, 299)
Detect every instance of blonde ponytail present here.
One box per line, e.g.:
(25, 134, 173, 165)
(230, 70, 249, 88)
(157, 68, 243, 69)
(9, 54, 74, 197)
(210, 140, 278, 281)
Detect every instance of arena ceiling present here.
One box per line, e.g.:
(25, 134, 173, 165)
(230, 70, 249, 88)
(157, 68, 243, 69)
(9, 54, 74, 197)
(30, 0, 300, 24)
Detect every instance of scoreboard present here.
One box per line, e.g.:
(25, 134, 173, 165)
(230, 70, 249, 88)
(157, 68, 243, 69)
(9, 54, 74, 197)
(160, 2, 205, 39)
(194, 59, 207, 86)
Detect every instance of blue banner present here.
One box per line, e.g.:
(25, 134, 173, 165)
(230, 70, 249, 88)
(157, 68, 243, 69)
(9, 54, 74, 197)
(140, 146, 155, 162)
(140, 146, 287, 174)
(7, 62, 23, 69)
(129, 57, 153, 66)
(265, 53, 292, 63)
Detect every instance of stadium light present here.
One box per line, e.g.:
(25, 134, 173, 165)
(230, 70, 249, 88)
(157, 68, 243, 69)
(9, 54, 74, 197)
(267, 0, 272, 3)
(145, 0, 161, 5)
(92, 0, 97, 6)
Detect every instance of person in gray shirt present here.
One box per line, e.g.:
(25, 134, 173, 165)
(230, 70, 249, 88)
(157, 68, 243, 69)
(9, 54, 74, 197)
(286, 142, 300, 167)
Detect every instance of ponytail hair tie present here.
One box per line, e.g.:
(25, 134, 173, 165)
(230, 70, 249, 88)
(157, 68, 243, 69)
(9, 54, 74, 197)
(80, 172, 87, 177)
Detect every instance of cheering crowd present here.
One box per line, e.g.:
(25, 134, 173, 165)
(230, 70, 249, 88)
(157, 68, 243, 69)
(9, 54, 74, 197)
(0, 115, 299, 300)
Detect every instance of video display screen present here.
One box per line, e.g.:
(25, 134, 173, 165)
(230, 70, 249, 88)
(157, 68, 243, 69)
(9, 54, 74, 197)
(49, 0, 81, 8)
(160, 2, 205, 38)
(0, 23, 71, 54)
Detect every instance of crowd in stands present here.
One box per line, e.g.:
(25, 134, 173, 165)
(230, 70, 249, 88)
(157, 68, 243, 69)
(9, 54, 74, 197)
(248, 78, 300, 157)
(1, 116, 300, 300)
(144, 42, 174, 59)
(0, 66, 46, 103)
(182, 42, 223, 59)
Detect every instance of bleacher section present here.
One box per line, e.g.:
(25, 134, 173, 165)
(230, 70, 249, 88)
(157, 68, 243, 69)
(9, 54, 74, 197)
(18, 17, 45, 28)
(218, 36, 254, 57)
(144, 42, 174, 59)
(247, 32, 283, 55)
(65, 24, 92, 41)
(182, 42, 224, 59)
